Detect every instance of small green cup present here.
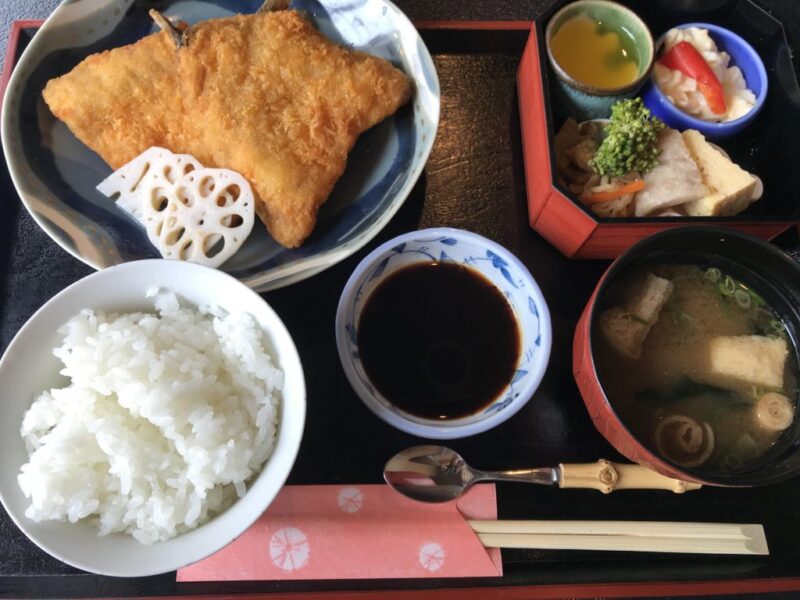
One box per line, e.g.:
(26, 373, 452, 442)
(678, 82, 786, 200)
(545, 0, 654, 121)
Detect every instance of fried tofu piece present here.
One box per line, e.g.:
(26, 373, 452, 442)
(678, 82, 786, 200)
(600, 273, 673, 360)
(681, 129, 760, 217)
(42, 10, 412, 248)
(624, 273, 674, 325)
(599, 307, 652, 360)
(696, 335, 788, 392)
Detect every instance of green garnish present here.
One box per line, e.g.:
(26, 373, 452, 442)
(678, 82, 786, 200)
(591, 98, 665, 177)
(707, 266, 788, 340)
(734, 289, 751, 310)
(705, 267, 721, 283)
(719, 276, 736, 297)
(770, 319, 786, 336)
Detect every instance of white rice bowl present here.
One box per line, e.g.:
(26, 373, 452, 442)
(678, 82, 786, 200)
(0, 260, 305, 577)
(19, 290, 283, 544)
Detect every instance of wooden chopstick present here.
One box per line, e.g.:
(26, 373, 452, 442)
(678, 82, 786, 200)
(468, 521, 768, 555)
(474, 533, 766, 554)
(469, 520, 759, 539)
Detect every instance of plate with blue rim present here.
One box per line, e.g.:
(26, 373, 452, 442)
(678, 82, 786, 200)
(1, 0, 440, 291)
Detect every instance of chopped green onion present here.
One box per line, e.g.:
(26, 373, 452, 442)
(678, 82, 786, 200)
(718, 276, 736, 297)
(770, 319, 786, 335)
(747, 290, 767, 307)
(705, 267, 721, 283)
(724, 276, 736, 295)
(756, 307, 775, 320)
(737, 283, 766, 308)
(734, 289, 752, 310)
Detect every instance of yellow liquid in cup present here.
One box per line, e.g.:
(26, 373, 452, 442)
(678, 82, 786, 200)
(551, 15, 639, 89)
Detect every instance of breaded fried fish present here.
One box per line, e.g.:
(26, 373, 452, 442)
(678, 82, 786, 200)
(42, 10, 412, 248)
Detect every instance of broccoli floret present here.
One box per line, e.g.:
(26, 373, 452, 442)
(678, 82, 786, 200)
(591, 98, 665, 178)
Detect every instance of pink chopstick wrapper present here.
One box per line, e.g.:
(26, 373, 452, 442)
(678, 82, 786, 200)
(177, 484, 501, 581)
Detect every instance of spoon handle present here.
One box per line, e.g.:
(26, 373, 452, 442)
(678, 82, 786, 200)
(559, 460, 701, 494)
(480, 468, 559, 486)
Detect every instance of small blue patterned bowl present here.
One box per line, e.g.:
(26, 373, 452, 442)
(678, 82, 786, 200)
(335, 228, 552, 439)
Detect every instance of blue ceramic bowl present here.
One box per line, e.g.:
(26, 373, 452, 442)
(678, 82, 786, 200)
(335, 228, 552, 439)
(642, 23, 767, 140)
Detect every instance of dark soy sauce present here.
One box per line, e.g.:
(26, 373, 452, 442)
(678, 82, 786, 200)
(357, 262, 520, 420)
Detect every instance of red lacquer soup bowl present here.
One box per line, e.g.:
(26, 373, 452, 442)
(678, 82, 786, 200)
(573, 226, 800, 486)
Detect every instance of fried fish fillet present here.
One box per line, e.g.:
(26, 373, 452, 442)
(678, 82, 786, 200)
(42, 10, 412, 248)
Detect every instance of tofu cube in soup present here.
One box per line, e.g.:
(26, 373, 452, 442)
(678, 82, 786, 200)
(624, 273, 674, 325)
(599, 307, 651, 360)
(701, 335, 789, 392)
(599, 273, 674, 359)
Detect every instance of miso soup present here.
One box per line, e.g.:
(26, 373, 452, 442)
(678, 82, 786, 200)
(594, 264, 799, 475)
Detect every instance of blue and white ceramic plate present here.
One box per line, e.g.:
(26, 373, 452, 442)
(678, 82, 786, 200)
(335, 228, 553, 439)
(1, 0, 440, 291)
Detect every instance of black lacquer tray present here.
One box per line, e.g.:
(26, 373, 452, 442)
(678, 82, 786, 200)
(2, 18, 800, 600)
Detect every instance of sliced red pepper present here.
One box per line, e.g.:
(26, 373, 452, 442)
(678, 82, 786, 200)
(659, 41, 727, 115)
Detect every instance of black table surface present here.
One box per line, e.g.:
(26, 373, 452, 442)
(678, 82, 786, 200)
(1, 1, 800, 598)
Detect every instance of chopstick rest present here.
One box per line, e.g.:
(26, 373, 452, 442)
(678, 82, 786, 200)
(468, 520, 768, 555)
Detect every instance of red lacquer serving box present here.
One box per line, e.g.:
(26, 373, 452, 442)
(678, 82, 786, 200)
(516, 0, 800, 259)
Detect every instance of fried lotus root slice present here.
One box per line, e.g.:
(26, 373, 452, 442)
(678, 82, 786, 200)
(142, 168, 255, 268)
(97, 147, 203, 218)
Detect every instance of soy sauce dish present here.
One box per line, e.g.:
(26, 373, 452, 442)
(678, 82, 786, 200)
(336, 228, 552, 439)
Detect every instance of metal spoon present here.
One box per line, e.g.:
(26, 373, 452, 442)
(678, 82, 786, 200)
(383, 445, 701, 503)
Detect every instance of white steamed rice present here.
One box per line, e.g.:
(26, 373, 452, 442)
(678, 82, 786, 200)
(17, 290, 283, 544)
